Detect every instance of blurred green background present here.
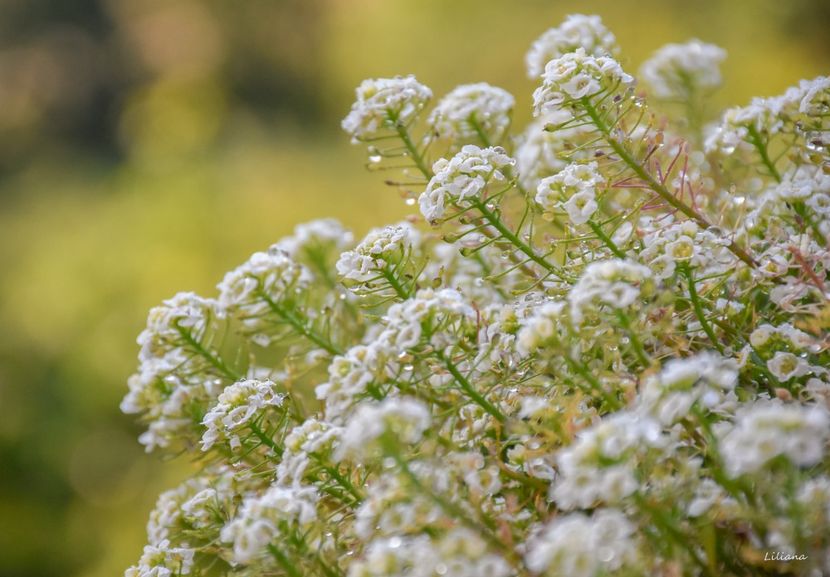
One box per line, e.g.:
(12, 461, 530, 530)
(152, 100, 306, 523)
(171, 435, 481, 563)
(0, 0, 827, 575)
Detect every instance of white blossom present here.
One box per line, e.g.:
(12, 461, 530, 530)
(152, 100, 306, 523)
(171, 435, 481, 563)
(419, 145, 514, 223)
(526, 14, 618, 79)
(719, 402, 830, 477)
(525, 509, 636, 577)
(428, 83, 515, 146)
(640, 40, 726, 100)
(342, 76, 432, 141)
(201, 379, 285, 452)
(533, 48, 634, 116)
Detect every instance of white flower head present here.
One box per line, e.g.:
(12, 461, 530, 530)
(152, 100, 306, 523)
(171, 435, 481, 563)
(568, 259, 652, 324)
(273, 218, 354, 260)
(533, 48, 634, 116)
(221, 485, 318, 564)
(526, 14, 619, 79)
(525, 509, 636, 577)
(719, 401, 830, 477)
(640, 40, 726, 101)
(535, 161, 604, 224)
(201, 379, 285, 452)
(428, 83, 515, 146)
(336, 222, 421, 283)
(419, 145, 515, 223)
(342, 76, 432, 141)
(336, 397, 431, 461)
(125, 540, 195, 577)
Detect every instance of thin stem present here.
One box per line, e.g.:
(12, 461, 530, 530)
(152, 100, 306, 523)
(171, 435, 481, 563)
(268, 544, 303, 577)
(320, 464, 364, 502)
(177, 327, 241, 381)
(395, 124, 432, 180)
(248, 421, 283, 456)
(260, 293, 343, 355)
(615, 310, 651, 367)
(680, 265, 724, 354)
(588, 219, 626, 258)
(379, 266, 410, 300)
(436, 350, 506, 423)
(746, 124, 782, 183)
(470, 198, 571, 282)
(580, 97, 757, 268)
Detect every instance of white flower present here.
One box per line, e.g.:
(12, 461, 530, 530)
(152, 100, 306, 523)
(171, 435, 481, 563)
(568, 259, 652, 324)
(217, 248, 311, 342)
(419, 145, 515, 223)
(201, 379, 285, 452)
(337, 397, 431, 460)
(516, 300, 568, 354)
(525, 14, 618, 79)
(767, 351, 811, 382)
(273, 218, 354, 262)
(221, 485, 319, 565)
(342, 76, 432, 141)
(525, 509, 636, 577)
(124, 540, 195, 577)
(535, 161, 603, 224)
(336, 222, 421, 283)
(719, 401, 830, 477)
(552, 412, 664, 509)
(639, 353, 738, 424)
(640, 40, 726, 101)
(533, 48, 633, 116)
(428, 83, 515, 146)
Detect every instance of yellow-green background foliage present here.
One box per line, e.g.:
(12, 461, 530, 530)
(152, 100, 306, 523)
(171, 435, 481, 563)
(0, 1, 827, 575)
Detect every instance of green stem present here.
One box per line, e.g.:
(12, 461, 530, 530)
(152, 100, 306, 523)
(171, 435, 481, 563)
(436, 351, 506, 423)
(633, 494, 717, 577)
(379, 266, 410, 300)
(580, 97, 757, 269)
(615, 310, 651, 367)
(471, 199, 571, 281)
(395, 124, 432, 180)
(562, 355, 621, 410)
(260, 293, 342, 355)
(588, 219, 626, 258)
(320, 464, 364, 502)
(746, 124, 782, 183)
(680, 265, 724, 353)
(268, 544, 303, 577)
(469, 113, 493, 148)
(248, 421, 282, 456)
(177, 327, 241, 381)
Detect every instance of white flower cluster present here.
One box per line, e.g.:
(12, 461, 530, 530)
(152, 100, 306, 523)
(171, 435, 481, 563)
(336, 222, 421, 284)
(221, 485, 319, 565)
(428, 83, 515, 146)
(337, 397, 431, 460)
(419, 145, 514, 223)
(706, 76, 830, 161)
(532, 48, 634, 115)
(342, 76, 432, 141)
(719, 402, 830, 477)
(201, 378, 285, 452)
(525, 14, 618, 79)
(568, 259, 653, 324)
(124, 15, 830, 577)
(525, 509, 636, 577)
(640, 40, 726, 100)
(552, 412, 665, 509)
(535, 161, 604, 224)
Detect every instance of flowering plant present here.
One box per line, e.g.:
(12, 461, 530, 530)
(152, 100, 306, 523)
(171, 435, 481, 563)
(123, 14, 830, 577)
